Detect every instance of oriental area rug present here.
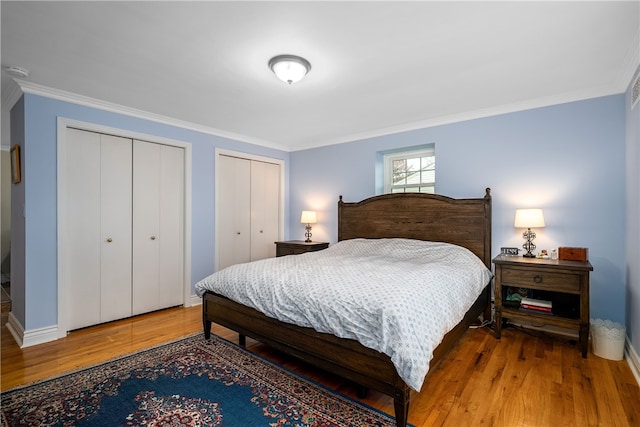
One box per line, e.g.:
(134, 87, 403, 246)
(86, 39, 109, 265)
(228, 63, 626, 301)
(1, 334, 405, 427)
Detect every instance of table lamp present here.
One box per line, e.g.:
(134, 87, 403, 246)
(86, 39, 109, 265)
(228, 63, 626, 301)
(300, 210, 317, 243)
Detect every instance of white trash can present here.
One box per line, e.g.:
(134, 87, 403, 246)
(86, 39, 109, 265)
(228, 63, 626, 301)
(590, 318, 626, 361)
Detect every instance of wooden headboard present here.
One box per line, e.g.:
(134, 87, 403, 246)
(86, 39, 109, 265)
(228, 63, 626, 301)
(337, 188, 492, 268)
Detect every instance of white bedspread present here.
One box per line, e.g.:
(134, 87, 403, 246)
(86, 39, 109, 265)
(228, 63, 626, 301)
(195, 238, 492, 391)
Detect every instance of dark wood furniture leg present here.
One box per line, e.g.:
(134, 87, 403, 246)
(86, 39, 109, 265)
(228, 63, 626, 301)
(203, 316, 211, 339)
(356, 385, 368, 399)
(394, 387, 410, 427)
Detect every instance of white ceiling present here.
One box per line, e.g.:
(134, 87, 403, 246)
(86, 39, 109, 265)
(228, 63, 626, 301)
(2, 1, 639, 152)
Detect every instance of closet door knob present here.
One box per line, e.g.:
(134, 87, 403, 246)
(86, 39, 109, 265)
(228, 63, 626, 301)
(150, 236, 157, 240)
(260, 230, 263, 233)
(106, 238, 113, 243)
(237, 232, 241, 235)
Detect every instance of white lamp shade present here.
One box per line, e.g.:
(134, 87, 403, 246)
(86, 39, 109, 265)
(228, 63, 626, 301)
(269, 55, 311, 84)
(300, 210, 317, 224)
(514, 208, 545, 228)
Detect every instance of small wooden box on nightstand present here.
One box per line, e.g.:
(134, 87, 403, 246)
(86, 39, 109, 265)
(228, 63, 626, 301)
(275, 240, 329, 257)
(492, 254, 593, 357)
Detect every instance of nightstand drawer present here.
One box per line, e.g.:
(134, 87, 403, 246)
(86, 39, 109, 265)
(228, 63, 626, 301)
(502, 268, 580, 293)
(277, 244, 306, 256)
(275, 241, 329, 257)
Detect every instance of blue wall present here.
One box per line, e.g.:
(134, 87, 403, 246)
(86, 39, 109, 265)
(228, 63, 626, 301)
(625, 66, 640, 357)
(12, 91, 629, 336)
(10, 97, 26, 328)
(14, 93, 290, 331)
(290, 95, 626, 323)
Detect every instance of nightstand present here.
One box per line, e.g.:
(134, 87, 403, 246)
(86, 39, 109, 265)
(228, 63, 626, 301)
(493, 254, 593, 357)
(275, 240, 329, 257)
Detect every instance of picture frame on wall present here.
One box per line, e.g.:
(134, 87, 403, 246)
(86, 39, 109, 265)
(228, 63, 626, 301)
(11, 144, 21, 184)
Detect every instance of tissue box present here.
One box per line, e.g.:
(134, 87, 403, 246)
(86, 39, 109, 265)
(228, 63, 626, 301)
(558, 247, 588, 262)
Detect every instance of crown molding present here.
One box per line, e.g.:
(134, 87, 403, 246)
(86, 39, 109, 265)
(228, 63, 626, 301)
(2, 78, 23, 111)
(8, 79, 290, 152)
(293, 82, 626, 152)
(5, 59, 636, 154)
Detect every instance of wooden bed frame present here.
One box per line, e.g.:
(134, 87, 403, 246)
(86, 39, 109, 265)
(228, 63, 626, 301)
(202, 188, 492, 427)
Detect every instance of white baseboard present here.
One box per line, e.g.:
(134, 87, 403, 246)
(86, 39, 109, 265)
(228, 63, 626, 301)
(5, 313, 24, 347)
(187, 294, 202, 307)
(625, 336, 640, 386)
(5, 298, 201, 349)
(5, 313, 58, 348)
(23, 325, 59, 347)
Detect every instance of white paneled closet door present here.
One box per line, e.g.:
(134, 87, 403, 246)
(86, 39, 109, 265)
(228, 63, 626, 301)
(217, 155, 251, 270)
(250, 160, 280, 261)
(100, 135, 134, 322)
(66, 129, 132, 330)
(132, 140, 184, 315)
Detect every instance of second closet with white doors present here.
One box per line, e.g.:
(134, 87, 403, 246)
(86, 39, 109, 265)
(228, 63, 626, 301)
(65, 128, 184, 330)
(217, 154, 281, 270)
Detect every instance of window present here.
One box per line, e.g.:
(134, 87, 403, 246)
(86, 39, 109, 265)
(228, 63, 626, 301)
(383, 146, 435, 194)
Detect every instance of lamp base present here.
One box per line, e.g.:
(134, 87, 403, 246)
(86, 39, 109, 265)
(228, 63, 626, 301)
(522, 228, 537, 259)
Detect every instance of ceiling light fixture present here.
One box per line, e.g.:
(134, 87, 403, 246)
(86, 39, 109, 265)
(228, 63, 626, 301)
(268, 55, 311, 85)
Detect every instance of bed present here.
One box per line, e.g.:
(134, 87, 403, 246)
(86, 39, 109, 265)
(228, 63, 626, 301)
(197, 189, 492, 427)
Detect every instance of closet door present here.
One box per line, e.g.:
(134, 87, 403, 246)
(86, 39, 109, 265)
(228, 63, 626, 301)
(66, 129, 101, 330)
(132, 140, 184, 315)
(100, 135, 133, 322)
(250, 161, 280, 260)
(217, 155, 251, 269)
(66, 129, 132, 330)
(157, 144, 184, 308)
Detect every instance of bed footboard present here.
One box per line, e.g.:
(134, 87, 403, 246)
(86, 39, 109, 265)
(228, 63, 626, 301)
(202, 284, 490, 427)
(202, 291, 411, 426)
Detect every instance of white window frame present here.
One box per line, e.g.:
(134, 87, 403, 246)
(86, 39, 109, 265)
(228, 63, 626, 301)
(383, 146, 435, 194)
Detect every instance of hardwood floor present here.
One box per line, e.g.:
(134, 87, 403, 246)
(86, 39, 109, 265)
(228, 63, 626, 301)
(2, 305, 639, 426)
